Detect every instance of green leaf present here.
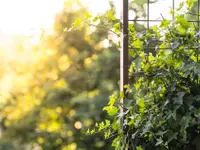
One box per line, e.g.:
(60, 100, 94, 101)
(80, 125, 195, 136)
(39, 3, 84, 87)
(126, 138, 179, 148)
(182, 63, 194, 74)
(176, 15, 190, 29)
(73, 19, 81, 26)
(109, 95, 116, 106)
(132, 130, 139, 139)
(90, 129, 95, 134)
(107, 10, 116, 21)
(104, 131, 111, 138)
(175, 92, 185, 105)
(156, 130, 168, 136)
(135, 0, 146, 6)
(120, 91, 125, 100)
(171, 110, 177, 120)
(137, 98, 145, 108)
(129, 24, 135, 31)
(103, 106, 118, 116)
(176, 2, 184, 11)
(160, 19, 170, 28)
(180, 117, 189, 131)
(136, 146, 143, 150)
(177, 26, 186, 35)
(167, 131, 178, 143)
(73, 19, 82, 30)
(156, 138, 163, 146)
(92, 16, 99, 22)
(152, 25, 158, 32)
(85, 12, 92, 19)
(86, 129, 90, 134)
(114, 22, 120, 33)
(186, 0, 197, 9)
(171, 41, 179, 49)
(135, 56, 142, 71)
(132, 39, 143, 48)
(141, 121, 152, 135)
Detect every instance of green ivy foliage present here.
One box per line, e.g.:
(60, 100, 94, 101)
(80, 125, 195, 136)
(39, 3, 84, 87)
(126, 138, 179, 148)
(88, 0, 200, 149)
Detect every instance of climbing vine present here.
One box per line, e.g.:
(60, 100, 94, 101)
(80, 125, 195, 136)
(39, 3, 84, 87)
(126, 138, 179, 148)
(86, 0, 200, 149)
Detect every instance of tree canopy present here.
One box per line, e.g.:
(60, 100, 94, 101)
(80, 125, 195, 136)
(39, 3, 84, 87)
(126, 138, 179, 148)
(0, 1, 119, 150)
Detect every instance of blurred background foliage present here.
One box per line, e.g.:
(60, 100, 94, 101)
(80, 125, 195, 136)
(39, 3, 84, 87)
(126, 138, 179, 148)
(0, 0, 166, 149)
(0, 1, 119, 150)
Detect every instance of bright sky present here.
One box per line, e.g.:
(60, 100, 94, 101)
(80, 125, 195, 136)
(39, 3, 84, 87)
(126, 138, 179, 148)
(0, 0, 111, 35)
(0, 0, 63, 34)
(0, 0, 186, 35)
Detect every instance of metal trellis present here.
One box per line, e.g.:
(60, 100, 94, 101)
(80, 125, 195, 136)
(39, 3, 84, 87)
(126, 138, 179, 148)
(120, 0, 200, 148)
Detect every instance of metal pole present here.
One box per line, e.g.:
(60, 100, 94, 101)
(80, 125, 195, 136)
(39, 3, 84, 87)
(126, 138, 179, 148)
(120, 0, 128, 148)
(172, 0, 175, 21)
(120, 0, 128, 109)
(198, 0, 199, 27)
(147, 0, 150, 29)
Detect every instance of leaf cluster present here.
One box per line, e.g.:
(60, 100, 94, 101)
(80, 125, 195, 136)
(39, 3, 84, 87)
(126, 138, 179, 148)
(90, 0, 200, 149)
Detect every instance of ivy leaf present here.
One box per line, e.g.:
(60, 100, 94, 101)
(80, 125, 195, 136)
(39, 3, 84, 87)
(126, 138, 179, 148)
(156, 85, 162, 92)
(73, 19, 82, 30)
(86, 129, 90, 134)
(132, 130, 139, 139)
(124, 100, 134, 109)
(92, 16, 99, 22)
(129, 24, 135, 31)
(114, 22, 120, 33)
(177, 26, 186, 35)
(120, 91, 125, 100)
(104, 131, 111, 138)
(141, 121, 151, 135)
(135, 0, 146, 6)
(181, 62, 195, 75)
(109, 95, 116, 106)
(135, 56, 142, 72)
(171, 110, 177, 120)
(180, 116, 190, 130)
(171, 41, 179, 49)
(132, 39, 143, 48)
(186, 0, 197, 9)
(136, 146, 143, 150)
(137, 98, 145, 108)
(176, 15, 190, 29)
(85, 12, 92, 19)
(156, 138, 163, 146)
(152, 25, 158, 32)
(90, 129, 95, 134)
(167, 131, 178, 143)
(107, 10, 116, 21)
(103, 106, 118, 116)
(160, 19, 170, 28)
(177, 2, 184, 10)
(156, 130, 168, 136)
(175, 92, 185, 105)
(129, 50, 136, 58)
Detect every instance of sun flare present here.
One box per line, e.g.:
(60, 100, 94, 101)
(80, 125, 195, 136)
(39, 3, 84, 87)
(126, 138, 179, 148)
(0, 0, 63, 35)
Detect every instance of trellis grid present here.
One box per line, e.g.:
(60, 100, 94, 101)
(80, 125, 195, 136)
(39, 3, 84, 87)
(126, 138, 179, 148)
(120, 0, 200, 144)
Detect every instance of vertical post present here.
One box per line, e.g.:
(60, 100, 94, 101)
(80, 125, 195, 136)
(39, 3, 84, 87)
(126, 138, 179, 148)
(197, 0, 199, 77)
(147, 0, 150, 29)
(198, 0, 199, 27)
(120, 0, 128, 136)
(172, 0, 175, 21)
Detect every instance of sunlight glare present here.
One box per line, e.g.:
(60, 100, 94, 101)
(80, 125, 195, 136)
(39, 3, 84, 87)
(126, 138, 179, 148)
(0, 0, 63, 34)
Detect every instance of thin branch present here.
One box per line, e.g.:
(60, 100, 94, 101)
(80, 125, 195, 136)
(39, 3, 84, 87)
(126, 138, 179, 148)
(105, 132, 120, 140)
(85, 21, 120, 36)
(129, 71, 155, 77)
(160, 13, 174, 39)
(187, 12, 200, 16)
